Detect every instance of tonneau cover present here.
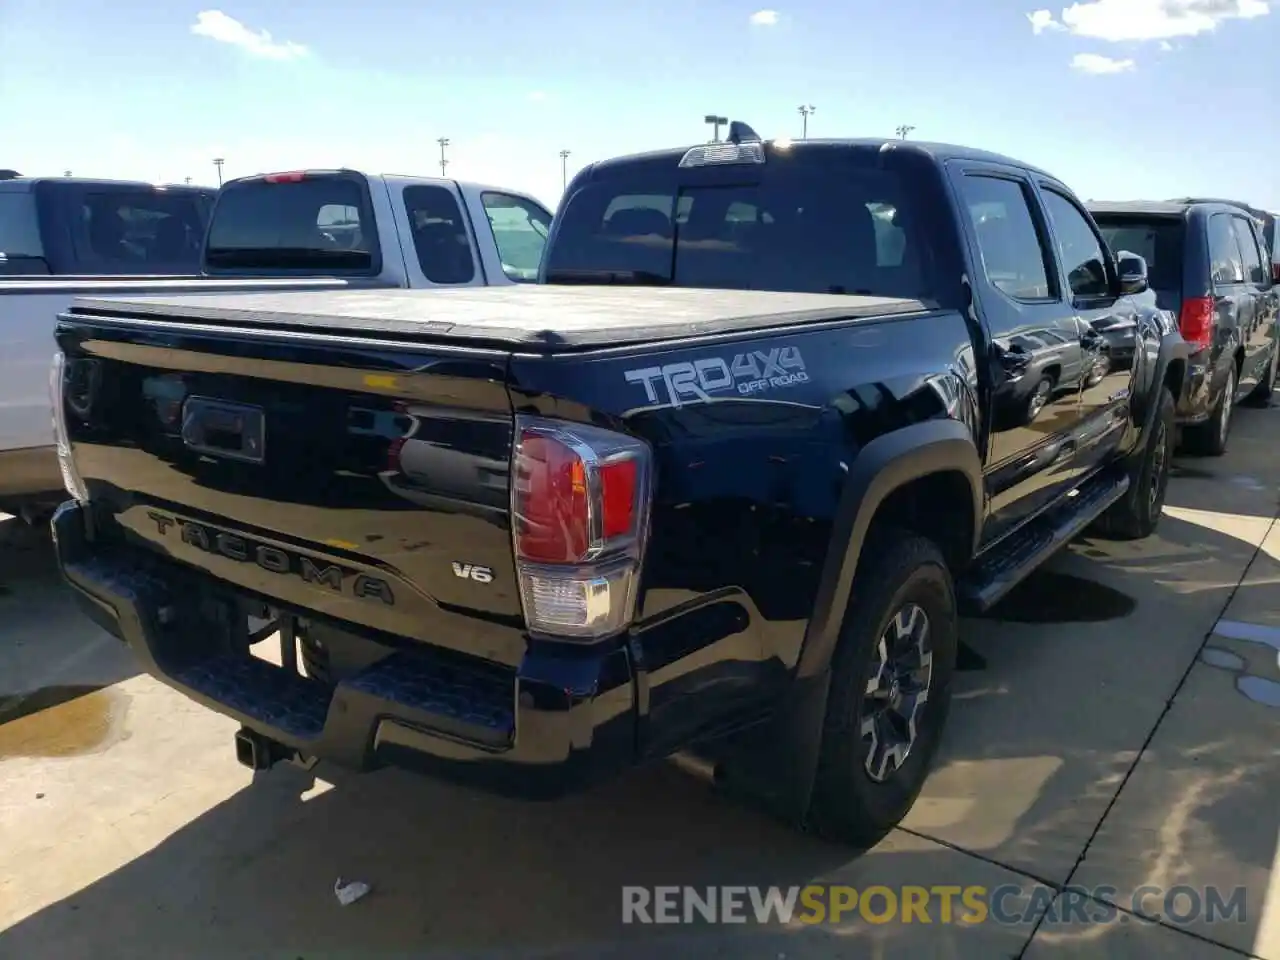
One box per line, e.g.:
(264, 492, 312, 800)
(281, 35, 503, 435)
(64, 285, 933, 351)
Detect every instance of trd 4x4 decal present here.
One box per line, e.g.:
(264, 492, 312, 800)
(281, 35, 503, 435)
(624, 346, 809, 408)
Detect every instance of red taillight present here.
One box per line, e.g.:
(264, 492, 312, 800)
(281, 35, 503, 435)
(511, 417, 652, 640)
(515, 433, 592, 563)
(1179, 296, 1215, 351)
(599, 459, 638, 540)
(263, 171, 307, 183)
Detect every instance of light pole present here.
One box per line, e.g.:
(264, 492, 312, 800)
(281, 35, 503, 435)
(184, 177, 192, 185)
(559, 149, 571, 190)
(437, 137, 450, 177)
(212, 158, 224, 185)
(703, 114, 728, 142)
(798, 104, 816, 139)
(895, 124, 916, 140)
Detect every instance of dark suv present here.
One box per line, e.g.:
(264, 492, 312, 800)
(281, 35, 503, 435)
(1089, 199, 1280, 455)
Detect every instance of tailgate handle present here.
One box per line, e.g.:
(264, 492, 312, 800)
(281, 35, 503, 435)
(181, 397, 266, 463)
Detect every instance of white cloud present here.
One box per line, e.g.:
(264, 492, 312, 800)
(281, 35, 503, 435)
(1159, 39, 1174, 49)
(1028, 10, 1066, 32)
(191, 10, 308, 60)
(1030, 0, 1269, 43)
(1071, 52, 1137, 72)
(527, 90, 548, 102)
(749, 9, 779, 25)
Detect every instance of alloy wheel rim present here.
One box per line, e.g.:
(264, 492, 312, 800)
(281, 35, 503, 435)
(1029, 380, 1051, 418)
(861, 603, 934, 783)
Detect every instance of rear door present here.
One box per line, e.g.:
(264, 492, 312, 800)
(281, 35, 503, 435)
(947, 163, 1088, 542)
(1206, 211, 1252, 396)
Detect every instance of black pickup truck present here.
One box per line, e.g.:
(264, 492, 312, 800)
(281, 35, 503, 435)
(49, 130, 1187, 848)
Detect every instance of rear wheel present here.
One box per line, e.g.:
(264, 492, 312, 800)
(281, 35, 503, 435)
(1183, 365, 1234, 457)
(1094, 386, 1175, 541)
(807, 531, 957, 849)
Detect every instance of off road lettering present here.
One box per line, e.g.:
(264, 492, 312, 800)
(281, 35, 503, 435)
(624, 346, 809, 408)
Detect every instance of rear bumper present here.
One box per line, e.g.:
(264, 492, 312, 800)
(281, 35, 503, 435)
(51, 501, 638, 799)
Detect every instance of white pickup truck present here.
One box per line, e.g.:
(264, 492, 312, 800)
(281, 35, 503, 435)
(0, 169, 553, 517)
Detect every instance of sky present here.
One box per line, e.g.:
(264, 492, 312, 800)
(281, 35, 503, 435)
(2, 0, 1277, 211)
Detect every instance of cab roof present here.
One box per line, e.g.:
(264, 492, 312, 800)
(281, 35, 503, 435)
(582, 137, 1060, 183)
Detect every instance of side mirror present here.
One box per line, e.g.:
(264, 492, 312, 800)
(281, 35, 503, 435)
(1115, 251, 1149, 295)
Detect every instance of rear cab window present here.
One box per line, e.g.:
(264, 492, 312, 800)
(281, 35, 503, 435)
(204, 172, 379, 275)
(545, 149, 937, 300)
(1093, 214, 1185, 293)
(31, 181, 214, 275)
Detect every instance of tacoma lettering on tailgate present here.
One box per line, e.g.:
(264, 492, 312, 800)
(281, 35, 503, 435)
(146, 511, 395, 605)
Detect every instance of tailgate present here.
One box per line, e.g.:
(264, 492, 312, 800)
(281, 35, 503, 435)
(56, 311, 526, 667)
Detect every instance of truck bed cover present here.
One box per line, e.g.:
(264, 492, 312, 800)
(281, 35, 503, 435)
(64, 285, 933, 352)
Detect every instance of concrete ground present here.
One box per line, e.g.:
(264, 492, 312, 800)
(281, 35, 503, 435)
(2, 408, 1278, 959)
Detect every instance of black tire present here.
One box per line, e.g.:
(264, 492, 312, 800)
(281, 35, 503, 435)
(807, 531, 957, 850)
(1094, 386, 1175, 541)
(1183, 365, 1234, 457)
(1246, 342, 1277, 406)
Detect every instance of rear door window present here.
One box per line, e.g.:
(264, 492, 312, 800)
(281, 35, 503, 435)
(1207, 213, 1245, 285)
(956, 175, 1054, 301)
(546, 162, 934, 299)
(205, 173, 378, 273)
(403, 185, 475, 284)
(1230, 215, 1266, 285)
(481, 192, 552, 281)
(1094, 216, 1184, 292)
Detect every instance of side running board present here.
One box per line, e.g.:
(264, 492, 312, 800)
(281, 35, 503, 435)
(957, 469, 1130, 615)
